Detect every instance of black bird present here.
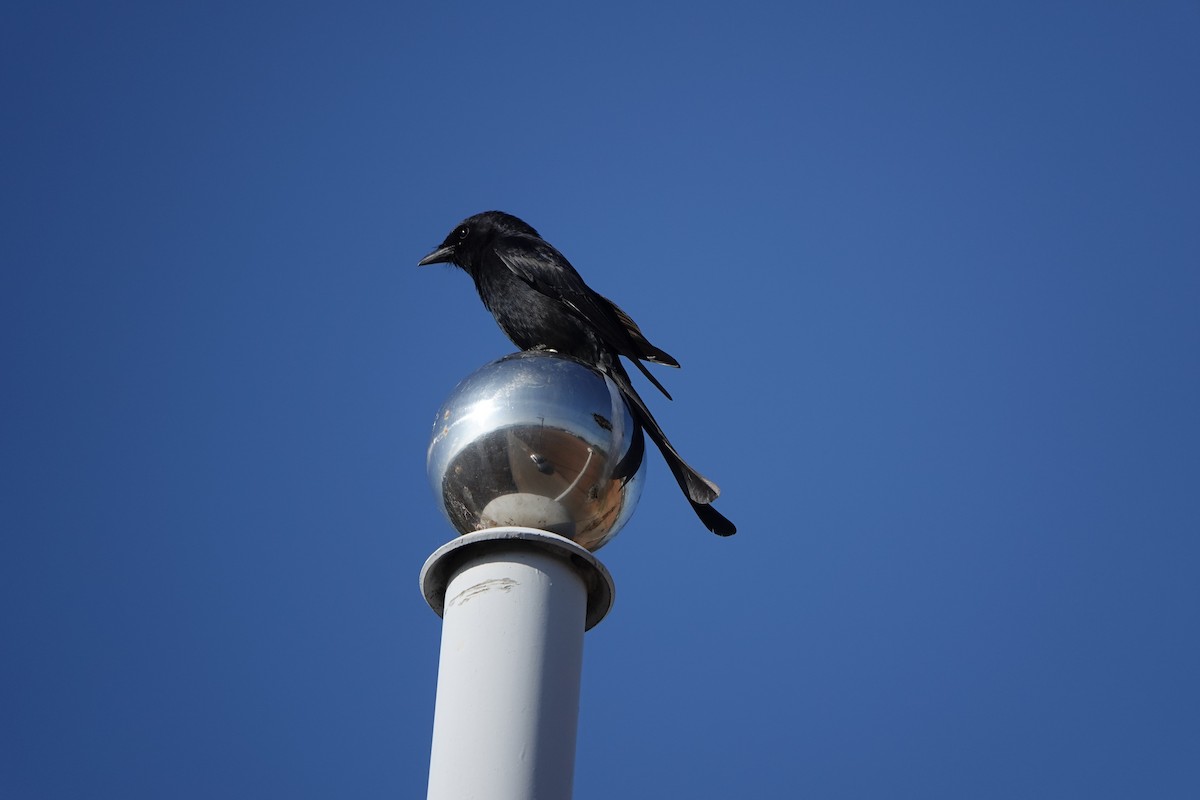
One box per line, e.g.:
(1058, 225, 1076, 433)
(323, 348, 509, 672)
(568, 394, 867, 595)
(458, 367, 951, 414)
(418, 211, 735, 536)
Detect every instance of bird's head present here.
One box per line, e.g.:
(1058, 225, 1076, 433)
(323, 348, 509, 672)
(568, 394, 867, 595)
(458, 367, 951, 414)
(418, 211, 539, 272)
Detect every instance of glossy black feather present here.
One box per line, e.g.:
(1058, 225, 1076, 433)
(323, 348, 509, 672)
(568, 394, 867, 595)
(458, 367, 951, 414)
(419, 210, 735, 536)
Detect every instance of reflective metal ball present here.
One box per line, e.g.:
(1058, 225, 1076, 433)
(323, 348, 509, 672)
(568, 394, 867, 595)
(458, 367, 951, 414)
(427, 351, 645, 551)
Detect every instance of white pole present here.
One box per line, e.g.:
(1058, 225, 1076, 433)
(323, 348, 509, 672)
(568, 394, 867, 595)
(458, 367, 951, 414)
(421, 527, 615, 800)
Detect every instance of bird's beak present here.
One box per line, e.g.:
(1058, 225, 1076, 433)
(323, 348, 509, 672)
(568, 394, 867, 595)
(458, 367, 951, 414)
(417, 244, 455, 267)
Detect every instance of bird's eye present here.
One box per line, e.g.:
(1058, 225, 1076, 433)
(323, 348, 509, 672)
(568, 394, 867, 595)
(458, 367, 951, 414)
(457, 226, 469, 240)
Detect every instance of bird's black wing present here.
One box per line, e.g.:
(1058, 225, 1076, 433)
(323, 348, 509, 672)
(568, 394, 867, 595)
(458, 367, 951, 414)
(492, 234, 678, 397)
(609, 303, 679, 368)
(491, 235, 634, 350)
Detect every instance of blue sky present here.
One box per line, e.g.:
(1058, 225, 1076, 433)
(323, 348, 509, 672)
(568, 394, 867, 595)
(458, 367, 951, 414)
(3, 2, 1198, 797)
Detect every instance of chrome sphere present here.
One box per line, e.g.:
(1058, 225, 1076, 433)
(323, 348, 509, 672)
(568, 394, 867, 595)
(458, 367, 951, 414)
(427, 351, 645, 551)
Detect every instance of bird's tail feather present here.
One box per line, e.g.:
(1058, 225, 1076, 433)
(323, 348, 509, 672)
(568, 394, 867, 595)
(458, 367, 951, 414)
(610, 364, 724, 507)
(633, 358, 673, 401)
(690, 497, 737, 536)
